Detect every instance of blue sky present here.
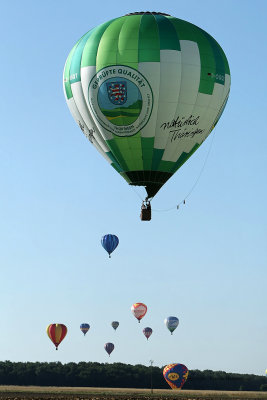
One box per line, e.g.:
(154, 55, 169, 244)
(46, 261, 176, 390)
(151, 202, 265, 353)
(0, 0, 266, 377)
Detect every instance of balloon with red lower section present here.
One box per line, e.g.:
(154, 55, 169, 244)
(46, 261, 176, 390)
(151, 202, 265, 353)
(163, 363, 189, 390)
(143, 327, 152, 340)
(131, 303, 147, 323)
(104, 342, 114, 356)
(47, 323, 67, 350)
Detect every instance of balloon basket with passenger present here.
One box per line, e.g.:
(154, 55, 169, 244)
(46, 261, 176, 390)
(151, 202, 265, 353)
(140, 200, 151, 221)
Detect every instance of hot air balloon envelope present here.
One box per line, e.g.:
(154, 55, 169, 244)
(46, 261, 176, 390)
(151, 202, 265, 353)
(63, 12, 230, 205)
(163, 363, 189, 390)
(80, 323, 90, 335)
(101, 234, 119, 257)
(47, 323, 67, 350)
(104, 342, 114, 356)
(143, 327, 152, 340)
(131, 303, 147, 322)
(165, 316, 179, 334)
(111, 321, 119, 330)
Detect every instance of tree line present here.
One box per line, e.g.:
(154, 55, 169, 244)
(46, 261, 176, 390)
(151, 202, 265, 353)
(0, 361, 266, 391)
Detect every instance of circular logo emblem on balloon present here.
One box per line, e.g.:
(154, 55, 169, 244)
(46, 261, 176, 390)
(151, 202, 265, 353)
(88, 65, 153, 137)
(168, 373, 179, 381)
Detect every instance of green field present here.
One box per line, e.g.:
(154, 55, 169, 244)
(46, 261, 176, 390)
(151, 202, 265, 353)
(101, 108, 140, 126)
(0, 386, 266, 400)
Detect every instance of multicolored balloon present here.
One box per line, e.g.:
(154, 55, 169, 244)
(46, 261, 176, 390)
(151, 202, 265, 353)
(163, 363, 189, 390)
(143, 327, 152, 340)
(164, 316, 179, 335)
(63, 12, 230, 212)
(46, 323, 67, 350)
(80, 323, 90, 336)
(131, 303, 147, 323)
(104, 342, 114, 356)
(111, 321, 119, 331)
(101, 234, 119, 258)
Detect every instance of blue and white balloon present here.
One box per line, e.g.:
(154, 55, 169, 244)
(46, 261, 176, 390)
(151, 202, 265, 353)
(164, 316, 179, 335)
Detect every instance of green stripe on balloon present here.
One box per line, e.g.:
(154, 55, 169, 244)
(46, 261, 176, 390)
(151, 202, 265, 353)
(141, 137, 155, 170)
(139, 15, 180, 173)
(167, 16, 199, 42)
(158, 159, 175, 172)
(168, 17, 217, 95)
(87, 17, 143, 170)
(64, 43, 80, 100)
(200, 29, 230, 75)
(200, 28, 226, 85)
(154, 14, 181, 50)
(152, 149, 165, 171)
(106, 139, 128, 171)
(116, 15, 141, 69)
(137, 15, 161, 170)
(81, 20, 115, 68)
(113, 139, 133, 170)
(220, 50, 230, 75)
(112, 133, 143, 171)
(96, 18, 126, 71)
(69, 29, 94, 84)
(138, 14, 160, 62)
(96, 15, 144, 171)
(128, 133, 144, 171)
(106, 152, 123, 173)
(64, 31, 92, 99)
(110, 162, 123, 173)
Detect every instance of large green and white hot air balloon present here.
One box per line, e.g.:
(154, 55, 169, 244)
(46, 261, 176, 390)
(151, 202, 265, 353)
(63, 12, 230, 217)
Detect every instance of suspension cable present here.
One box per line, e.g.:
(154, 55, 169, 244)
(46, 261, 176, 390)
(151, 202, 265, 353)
(152, 131, 216, 212)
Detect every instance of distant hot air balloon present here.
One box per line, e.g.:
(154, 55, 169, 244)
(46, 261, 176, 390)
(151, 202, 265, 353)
(111, 321, 119, 331)
(47, 323, 67, 350)
(63, 12, 231, 220)
(143, 327, 152, 340)
(131, 303, 147, 323)
(104, 342, 114, 356)
(164, 316, 179, 335)
(101, 234, 119, 258)
(80, 323, 90, 336)
(163, 363, 189, 390)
